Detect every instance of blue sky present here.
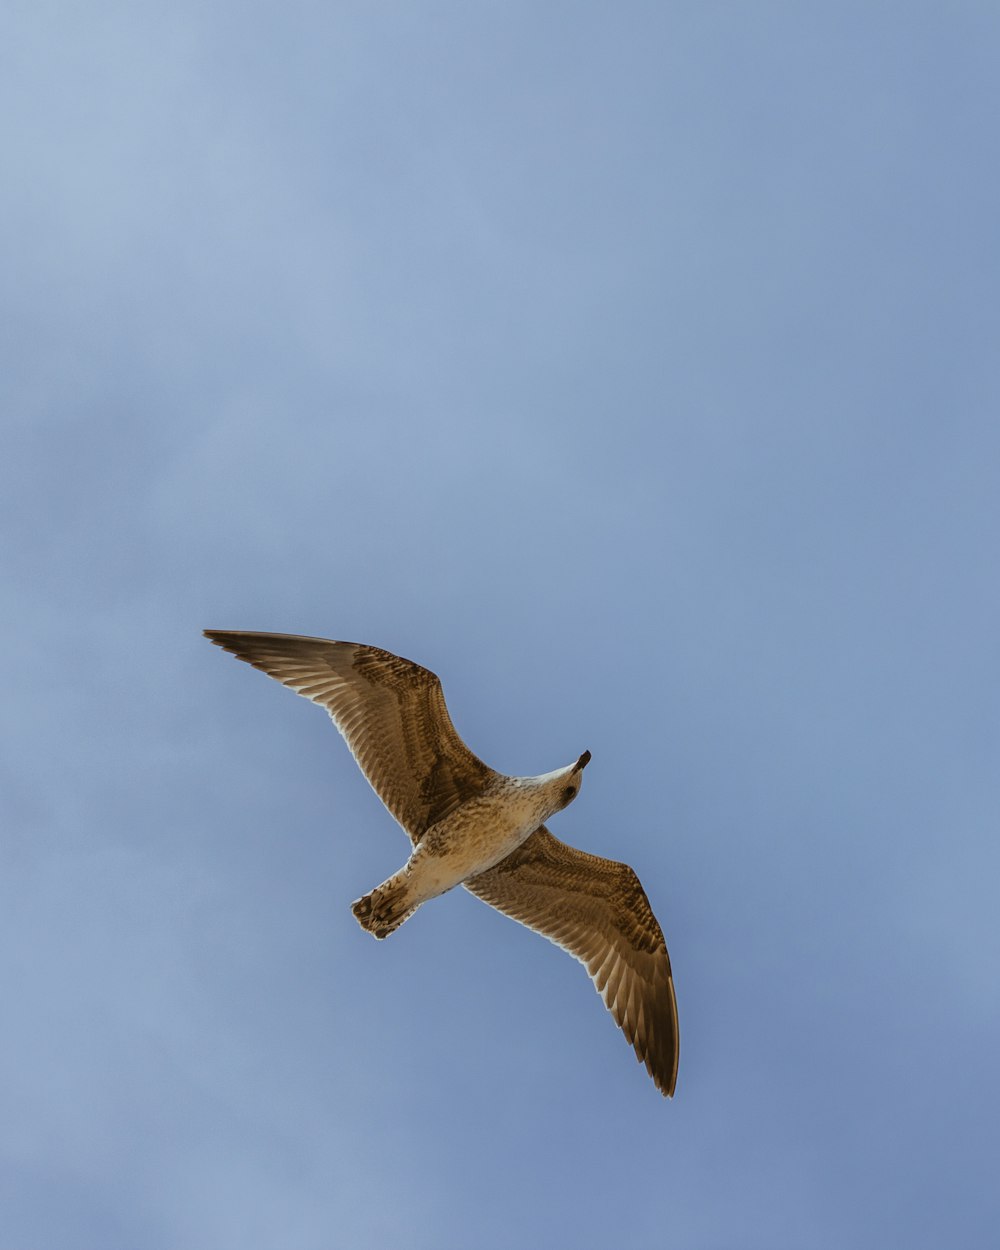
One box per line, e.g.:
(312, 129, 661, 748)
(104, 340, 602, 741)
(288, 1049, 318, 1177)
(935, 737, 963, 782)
(3, 3, 999, 1247)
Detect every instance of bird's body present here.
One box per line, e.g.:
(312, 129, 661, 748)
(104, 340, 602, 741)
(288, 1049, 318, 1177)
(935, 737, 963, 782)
(384, 766, 589, 924)
(419, 773, 575, 871)
(204, 629, 679, 1096)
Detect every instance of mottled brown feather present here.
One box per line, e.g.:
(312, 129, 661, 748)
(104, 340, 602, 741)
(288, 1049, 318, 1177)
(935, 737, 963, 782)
(205, 630, 680, 1097)
(203, 630, 496, 842)
(466, 826, 679, 1097)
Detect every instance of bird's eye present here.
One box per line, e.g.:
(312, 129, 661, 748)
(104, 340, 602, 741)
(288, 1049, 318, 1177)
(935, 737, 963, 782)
(562, 786, 577, 803)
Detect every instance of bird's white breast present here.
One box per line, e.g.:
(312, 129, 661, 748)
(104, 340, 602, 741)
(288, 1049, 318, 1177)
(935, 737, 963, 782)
(405, 775, 564, 899)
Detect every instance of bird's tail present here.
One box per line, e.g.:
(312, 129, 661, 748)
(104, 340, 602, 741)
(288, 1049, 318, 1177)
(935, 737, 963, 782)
(352, 872, 417, 939)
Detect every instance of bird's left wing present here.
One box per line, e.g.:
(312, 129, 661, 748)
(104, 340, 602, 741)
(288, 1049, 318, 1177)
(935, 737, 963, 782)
(465, 826, 679, 1096)
(204, 630, 498, 843)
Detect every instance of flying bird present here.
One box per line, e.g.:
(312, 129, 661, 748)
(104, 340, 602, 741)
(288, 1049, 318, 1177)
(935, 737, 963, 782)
(204, 630, 679, 1097)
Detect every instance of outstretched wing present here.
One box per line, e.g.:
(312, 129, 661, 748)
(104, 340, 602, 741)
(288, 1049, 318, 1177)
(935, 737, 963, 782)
(465, 826, 679, 1096)
(204, 630, 498, 842)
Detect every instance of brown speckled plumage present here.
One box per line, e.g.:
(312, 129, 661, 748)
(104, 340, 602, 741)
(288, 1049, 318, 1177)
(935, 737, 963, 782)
(466, 828, 678, 1096)
(204, 629, 679, 1097)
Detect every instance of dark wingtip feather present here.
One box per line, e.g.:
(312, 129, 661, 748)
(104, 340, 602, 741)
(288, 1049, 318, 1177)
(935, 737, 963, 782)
(203, 629, 253, 653)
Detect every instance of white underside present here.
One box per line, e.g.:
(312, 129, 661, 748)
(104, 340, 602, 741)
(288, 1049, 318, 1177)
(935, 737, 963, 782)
(399, 768, 577, 905)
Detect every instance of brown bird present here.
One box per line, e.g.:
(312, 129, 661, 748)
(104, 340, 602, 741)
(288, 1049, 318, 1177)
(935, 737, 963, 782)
(204, 630, 679, 1096)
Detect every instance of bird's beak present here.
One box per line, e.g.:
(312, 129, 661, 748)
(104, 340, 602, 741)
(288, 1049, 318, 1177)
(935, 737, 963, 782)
(576, 750, 592, 771)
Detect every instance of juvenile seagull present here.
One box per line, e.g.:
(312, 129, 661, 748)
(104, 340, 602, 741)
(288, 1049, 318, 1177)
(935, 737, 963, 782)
(204, 630, 679, 1097)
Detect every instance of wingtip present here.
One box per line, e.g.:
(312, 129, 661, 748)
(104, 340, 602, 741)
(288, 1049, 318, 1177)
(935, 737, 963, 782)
(650, 1061, 677, 1099)
(203, 629, 243, 654)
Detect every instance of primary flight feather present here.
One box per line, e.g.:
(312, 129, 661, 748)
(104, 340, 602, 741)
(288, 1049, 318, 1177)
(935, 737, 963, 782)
(204, 629, 679, 1097)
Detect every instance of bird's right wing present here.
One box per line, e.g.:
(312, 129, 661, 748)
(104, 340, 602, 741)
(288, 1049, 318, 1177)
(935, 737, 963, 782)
(204, 631, 498, 843)
(465, 826, 679, 1096)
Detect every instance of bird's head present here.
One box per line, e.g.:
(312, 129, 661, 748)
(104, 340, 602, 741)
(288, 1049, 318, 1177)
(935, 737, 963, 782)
(556, 749, 591, 809)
